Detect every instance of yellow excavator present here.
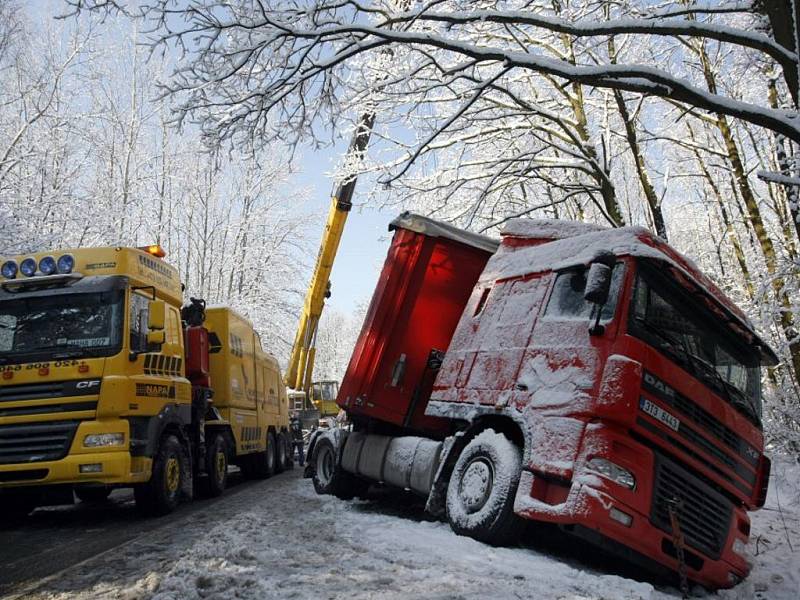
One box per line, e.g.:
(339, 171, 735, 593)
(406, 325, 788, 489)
(285, 113, 376, 419)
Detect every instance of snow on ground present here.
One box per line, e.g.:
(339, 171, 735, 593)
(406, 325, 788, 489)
(15, 461, 800, 600)
(718, 457, 800, 600)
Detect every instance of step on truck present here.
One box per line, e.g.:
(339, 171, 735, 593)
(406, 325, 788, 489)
(0, 246, 292, 517)
(307, 213, 775, 590)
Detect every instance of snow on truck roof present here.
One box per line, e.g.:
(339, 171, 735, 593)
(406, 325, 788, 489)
(390, 212, 499, 254)
(500, 218, 607, 240)
(490, 220, 778, 364)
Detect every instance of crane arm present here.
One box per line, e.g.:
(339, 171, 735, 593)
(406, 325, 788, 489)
(286, 112, 376, 395)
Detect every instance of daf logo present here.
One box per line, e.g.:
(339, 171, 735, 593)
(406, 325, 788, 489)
(643, 372, 674, 398)
(76, 380, 100, 389)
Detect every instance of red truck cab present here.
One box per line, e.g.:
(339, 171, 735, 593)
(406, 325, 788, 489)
(310, 213, 775, 590)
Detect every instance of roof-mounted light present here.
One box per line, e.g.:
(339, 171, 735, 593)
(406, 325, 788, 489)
(139, 244, 166, 258)
(1, 260, 17, 279)
(57, 254, 75, 274)
(19, 258, 37, 277)
(39, 256, 57, 275)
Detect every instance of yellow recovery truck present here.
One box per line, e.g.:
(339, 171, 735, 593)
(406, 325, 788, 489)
(0, 246, 291, 517)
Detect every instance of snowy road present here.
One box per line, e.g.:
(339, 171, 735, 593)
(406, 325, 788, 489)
(1, 465, 797, 600)
(0, 473, 271, 597)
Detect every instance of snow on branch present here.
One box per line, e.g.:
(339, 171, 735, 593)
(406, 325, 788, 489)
(390, 10, 796, 75)
(230, 16, 800, 143)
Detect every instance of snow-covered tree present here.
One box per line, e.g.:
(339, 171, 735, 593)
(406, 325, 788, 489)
(46, 0, 800, 449)
(0, 6, 316, 365)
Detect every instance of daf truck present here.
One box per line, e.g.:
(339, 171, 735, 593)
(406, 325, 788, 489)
(307, 213, 775, 590)
(0, 246, 291, 517)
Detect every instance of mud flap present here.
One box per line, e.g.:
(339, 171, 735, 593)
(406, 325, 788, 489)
(424, 434, 460, 518)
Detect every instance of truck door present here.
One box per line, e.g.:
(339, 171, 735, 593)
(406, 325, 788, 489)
(517, 264, 626, 478)
(129, 291, 189, 442)
(450, 275, 549, 406)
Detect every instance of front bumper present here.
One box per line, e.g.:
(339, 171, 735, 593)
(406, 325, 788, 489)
(0, 419, 147, 487)
(513, 423, 751, 590)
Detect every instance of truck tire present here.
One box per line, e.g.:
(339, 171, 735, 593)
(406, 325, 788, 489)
(446, 429, 524, 546)
(134, 434, 187, 516)
(275, 432, 289, 473)
(200, 434, 228, 498)
(75, 487, 112, 503)
(283, 432, 295, 470)
(247, 431, 277, 479)
(311, 436, 368, 500)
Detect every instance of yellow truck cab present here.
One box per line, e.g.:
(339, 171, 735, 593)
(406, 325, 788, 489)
(0, 246, 291, 517)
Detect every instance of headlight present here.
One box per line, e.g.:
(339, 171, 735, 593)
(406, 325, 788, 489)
(732, 538, 748, 558)
(57, 254, 75, 274)
(586, 457, 636, 489)
(38, 256, 56, 275)
(1, 260, 17, 278)
(19, 257, 37, 277)
(84, 433, 125, 447)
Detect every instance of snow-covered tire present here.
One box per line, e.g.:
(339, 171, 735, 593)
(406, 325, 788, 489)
(311, 436, 367, 500)
(275, 432, 288, 474)
(200, 434, 228, 498)
(446, 429, 524, 546)
(74, 487, 112, 503)
(134, 434, 187, 516)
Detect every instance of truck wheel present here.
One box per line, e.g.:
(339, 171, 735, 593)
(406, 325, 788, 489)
(75, 487, 112, 503)
(134, 434, 186, 516)
(275, 432, 288, 473)
(248, 431, 277, 479)
(311, 436, 368, 500)
(200, 434, 228, 498)
(282, 433, 295, 470)
(446, 429, 524, 546)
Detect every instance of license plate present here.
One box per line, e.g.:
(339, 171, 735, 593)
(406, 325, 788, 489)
(640, 398, 680, 431)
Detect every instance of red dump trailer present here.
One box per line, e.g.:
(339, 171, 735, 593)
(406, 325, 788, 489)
(307, 212, 775, 590)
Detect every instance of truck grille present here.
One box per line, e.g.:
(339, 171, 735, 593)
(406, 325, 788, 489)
(0, 420, 80, 464)
(0, 379, 101, 403)
(0, 379, 100, 419)
(650, 454, 733, 560)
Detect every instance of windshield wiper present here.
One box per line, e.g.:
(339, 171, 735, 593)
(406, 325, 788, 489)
(633, 316, 691, 369)
(680, 347, 759, 424)
(51, 350, 87, 359)
(634, 316, 759, 423)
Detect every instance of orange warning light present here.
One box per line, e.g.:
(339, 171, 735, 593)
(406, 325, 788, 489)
(140, 245, 166, 258)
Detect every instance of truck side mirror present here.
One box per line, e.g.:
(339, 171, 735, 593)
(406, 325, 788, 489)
(147, 330, 166, 347)
(148, 300, 166, 331)
(584, 262, 613, 306)
(585, 251, 616, 336)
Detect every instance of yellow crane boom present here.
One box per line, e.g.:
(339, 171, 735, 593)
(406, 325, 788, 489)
(286, 113, 376, 397)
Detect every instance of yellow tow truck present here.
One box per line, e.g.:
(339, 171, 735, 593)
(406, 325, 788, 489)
(0, 246, 291, 517)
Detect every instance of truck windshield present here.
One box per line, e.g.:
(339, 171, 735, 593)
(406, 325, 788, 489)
(0, 291, 124, 364)
(629, 266, 762, 425)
